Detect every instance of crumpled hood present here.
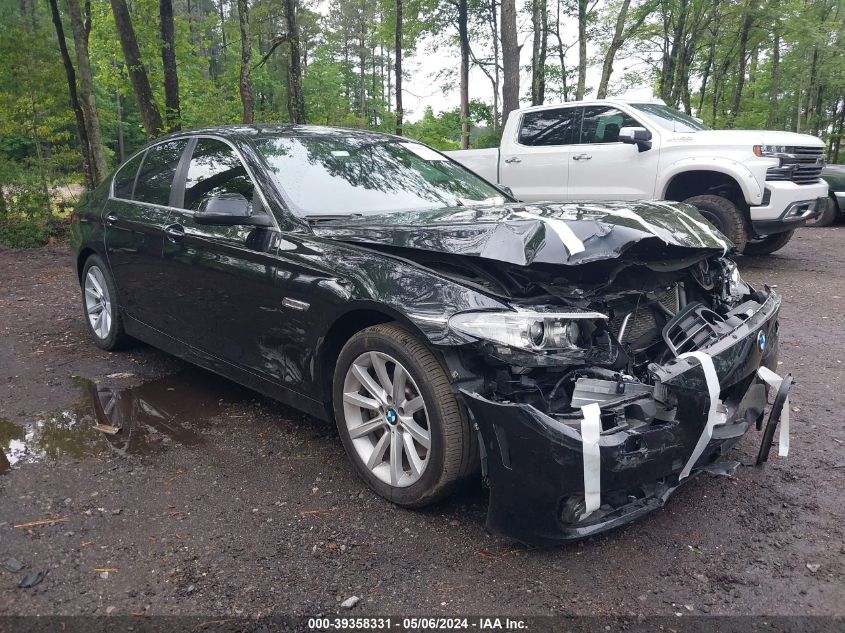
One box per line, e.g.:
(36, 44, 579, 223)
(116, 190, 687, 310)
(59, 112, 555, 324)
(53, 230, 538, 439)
(310, 201, 730, 266)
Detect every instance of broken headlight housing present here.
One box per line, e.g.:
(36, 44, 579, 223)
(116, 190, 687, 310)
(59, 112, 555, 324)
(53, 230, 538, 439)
(449, 309, 608, 352)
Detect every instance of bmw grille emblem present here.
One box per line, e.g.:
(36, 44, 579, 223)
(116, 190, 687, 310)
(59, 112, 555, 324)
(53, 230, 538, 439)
(757, 331, 767, 352)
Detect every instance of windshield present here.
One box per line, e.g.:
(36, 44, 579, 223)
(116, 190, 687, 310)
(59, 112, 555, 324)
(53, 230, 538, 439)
(631, 103, 711, 133)
(255, 136, 505, 217)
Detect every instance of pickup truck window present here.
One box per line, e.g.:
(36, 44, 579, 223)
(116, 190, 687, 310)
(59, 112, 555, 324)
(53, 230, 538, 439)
(517, 108, 578, 146)
(579, 106, 640, 144)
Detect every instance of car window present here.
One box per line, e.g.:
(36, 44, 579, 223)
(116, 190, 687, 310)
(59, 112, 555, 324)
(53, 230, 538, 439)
(256, 137, 504, 217)
(112, 152, 144, 200)
(133, 140, 189, 207)
(518, 108, 578, 146)
(578, 106, 640, 144)
(183, 138, 255, 211)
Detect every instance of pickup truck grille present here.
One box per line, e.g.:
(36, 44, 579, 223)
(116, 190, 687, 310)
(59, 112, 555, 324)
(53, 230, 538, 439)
(766, 146, 825, 185)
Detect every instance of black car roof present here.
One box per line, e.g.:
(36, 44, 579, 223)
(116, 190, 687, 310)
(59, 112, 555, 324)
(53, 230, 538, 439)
(155, 124, 403, 145)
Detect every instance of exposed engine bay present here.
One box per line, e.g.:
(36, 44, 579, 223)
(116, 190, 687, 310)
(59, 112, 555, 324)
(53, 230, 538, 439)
(450, 255, 765, 427)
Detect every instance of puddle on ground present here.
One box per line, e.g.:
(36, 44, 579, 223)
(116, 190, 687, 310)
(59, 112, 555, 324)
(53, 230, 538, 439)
(0, 371, 248, 473)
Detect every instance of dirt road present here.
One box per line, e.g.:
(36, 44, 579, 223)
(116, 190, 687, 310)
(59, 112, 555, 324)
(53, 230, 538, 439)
(1, 227, 843, 617)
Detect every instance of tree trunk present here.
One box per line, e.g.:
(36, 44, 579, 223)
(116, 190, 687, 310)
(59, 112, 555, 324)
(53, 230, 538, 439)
(48, 0, 94, 190)
(458, 0, 470, 149)
(110, 0, 163, 137)
(726, 4, 753, 128)
(284, 0, 306, 123)
(116, 88, 125, 163)
(394, 0, 403, 135)
(596, 0, 630, 99)
(766, 32, 780, 128)
(237, 0, 253, 123)
(358, 26, 367, 118)
(65, 0, 107, 183)
(530, 0, 547, 105)
(697, 37, 715, 113)
(552, 0, 568, 101)
(489, 0, 500, 128)
(576, 0, 587, 99)
(159, 0, 181, 131)
(501, 0, 519, 120)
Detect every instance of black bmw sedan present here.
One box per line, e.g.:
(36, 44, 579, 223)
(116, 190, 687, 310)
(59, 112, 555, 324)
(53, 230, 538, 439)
(71, 126, 790, 544)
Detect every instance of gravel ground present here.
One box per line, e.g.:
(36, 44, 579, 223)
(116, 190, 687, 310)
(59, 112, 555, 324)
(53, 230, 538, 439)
(0, 227, 844, 618)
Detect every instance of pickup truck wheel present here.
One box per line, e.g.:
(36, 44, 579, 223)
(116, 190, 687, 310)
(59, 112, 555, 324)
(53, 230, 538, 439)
(682, 194, 748, 252)
(332, 323, 476, 508)
(743, 230, 795, 256)
(805, 196, 838, 227)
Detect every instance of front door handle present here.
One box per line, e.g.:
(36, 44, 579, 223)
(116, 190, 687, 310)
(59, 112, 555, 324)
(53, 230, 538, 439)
(163, 223, 185, 241)
(105, 212, 119, 225)
(572, 153, 592, 161)
(504, 156, 522, 164)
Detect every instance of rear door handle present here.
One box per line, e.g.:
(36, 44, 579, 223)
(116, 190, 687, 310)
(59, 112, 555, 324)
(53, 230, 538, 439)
(164, 223, 185, 241)
(572, 154, 592, 161)
(105, 212, 119, 225)
(504, 156, 522, 164)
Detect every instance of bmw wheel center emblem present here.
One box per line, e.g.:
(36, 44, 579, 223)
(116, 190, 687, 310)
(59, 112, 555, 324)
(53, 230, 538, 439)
(757, 330, 767, 352)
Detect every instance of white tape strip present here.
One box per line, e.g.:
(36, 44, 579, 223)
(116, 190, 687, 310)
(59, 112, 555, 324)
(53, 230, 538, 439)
(678, 351, 726, 480)
(514, 210, 585, 256)
(757, 366, 790, 457)
(580, 402, 602, 516)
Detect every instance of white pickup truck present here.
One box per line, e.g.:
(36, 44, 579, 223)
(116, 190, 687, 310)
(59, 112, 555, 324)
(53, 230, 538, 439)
(446, 99, 828, 255)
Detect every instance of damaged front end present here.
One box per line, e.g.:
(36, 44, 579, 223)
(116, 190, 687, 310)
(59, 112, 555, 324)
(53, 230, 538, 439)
(444, 255, 789, 545)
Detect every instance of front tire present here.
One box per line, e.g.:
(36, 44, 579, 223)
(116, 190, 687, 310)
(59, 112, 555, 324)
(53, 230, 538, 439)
(682, 194, 749, 252)
(805, 196, 838, 227)
(743, 230, 795, 256)
(80, 254, 129, 351)
(332, 323, 476, 507)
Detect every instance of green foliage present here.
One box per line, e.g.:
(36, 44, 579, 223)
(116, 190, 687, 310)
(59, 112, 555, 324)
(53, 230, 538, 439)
(2, 0, 845, 250)
(0, 185, 69, 249)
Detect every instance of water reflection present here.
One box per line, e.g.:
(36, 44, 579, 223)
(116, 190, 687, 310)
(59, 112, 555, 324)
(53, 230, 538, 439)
(0, 371, 247, 473)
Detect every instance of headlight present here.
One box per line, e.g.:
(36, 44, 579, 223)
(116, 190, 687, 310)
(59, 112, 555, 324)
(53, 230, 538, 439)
(448, 310, 608, 352)
(753, 144, 793, 157)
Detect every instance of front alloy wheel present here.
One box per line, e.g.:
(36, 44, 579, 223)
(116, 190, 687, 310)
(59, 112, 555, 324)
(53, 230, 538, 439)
(333, 323, 477, 507)
(342, 351, 431, 487)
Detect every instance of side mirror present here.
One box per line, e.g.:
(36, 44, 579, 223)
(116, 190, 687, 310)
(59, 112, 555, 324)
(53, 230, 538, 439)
(195, 193, 272, 227)
(619, 126, 653, 152)
(496, 184, 517, 200)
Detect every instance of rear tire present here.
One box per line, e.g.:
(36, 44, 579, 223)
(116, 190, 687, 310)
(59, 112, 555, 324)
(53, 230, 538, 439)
(332, 323, 476, 507)
(743, 230, 795, 256)
(682, 194, 748, 252)
(80, 254, 130, 351)
(805, 196, 838, 227)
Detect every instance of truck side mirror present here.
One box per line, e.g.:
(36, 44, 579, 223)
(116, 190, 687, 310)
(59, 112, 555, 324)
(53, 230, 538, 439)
(619, 127, 653, 152)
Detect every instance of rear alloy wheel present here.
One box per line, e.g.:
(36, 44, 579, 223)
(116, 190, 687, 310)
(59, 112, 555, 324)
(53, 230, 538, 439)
(743, 230, 795, 256)
(804, 196, 838, 227)
(333, 323, 476, 507)
(81, 254, 129, 351)
(682, 194, 748, 252)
